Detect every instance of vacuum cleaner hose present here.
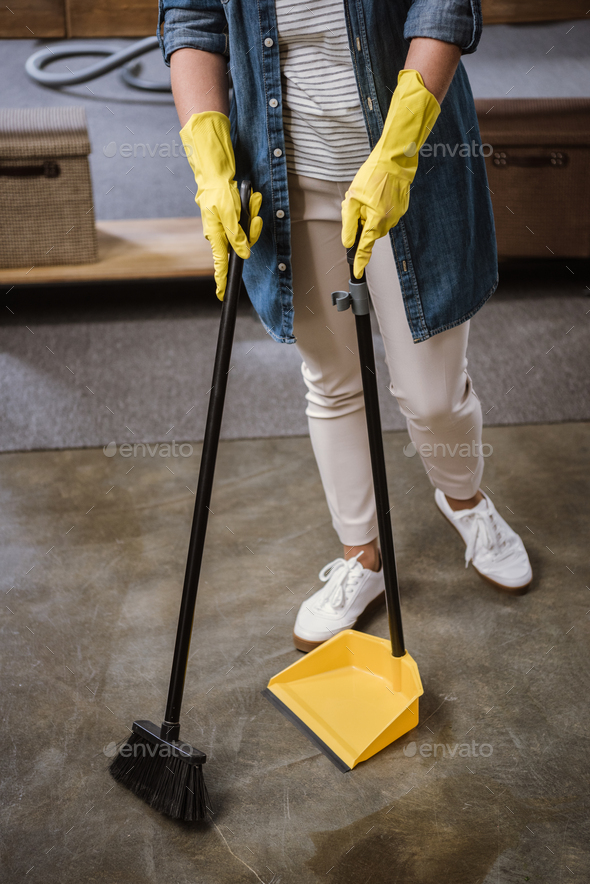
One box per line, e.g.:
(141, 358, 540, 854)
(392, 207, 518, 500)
(25, 36, 171, 92)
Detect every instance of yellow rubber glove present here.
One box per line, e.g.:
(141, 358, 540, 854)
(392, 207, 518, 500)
(342, 69, 440, 279)
(180, 111, 263, 299)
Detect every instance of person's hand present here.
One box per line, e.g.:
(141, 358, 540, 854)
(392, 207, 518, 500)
(341, 69, 440, 279)
(180, 111, 263, 299)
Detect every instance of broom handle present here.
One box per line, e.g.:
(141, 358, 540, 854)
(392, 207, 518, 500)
(348, 230, 405, 658)
(162, 181, 252, 740)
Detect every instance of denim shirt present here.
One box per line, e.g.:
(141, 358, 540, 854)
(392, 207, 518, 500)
(158, 0, 498, 344)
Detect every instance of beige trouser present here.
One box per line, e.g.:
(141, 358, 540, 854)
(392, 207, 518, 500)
(289, 173, 484, 546)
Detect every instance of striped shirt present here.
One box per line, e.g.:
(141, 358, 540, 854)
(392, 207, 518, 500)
(275, 0, 372, 181)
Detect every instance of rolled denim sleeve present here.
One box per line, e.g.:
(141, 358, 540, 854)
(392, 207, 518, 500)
(403, 0, 482, 54)
(158, 0, 229, 66)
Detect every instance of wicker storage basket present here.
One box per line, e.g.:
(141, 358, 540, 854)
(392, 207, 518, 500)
(476, 98, 590, 259)
(0, 107, 97, 269)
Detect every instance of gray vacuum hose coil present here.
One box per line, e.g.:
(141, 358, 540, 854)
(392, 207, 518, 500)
(25, 36, 171, 92)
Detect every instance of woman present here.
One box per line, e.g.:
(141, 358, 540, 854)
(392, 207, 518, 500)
(158, 0, 532, 652)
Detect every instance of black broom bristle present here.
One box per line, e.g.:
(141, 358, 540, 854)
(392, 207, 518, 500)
(109, 732, 210, 822)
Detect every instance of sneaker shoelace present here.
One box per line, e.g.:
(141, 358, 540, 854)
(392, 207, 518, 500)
(316, 552, 365, 611)
(453, 506, 518, 568)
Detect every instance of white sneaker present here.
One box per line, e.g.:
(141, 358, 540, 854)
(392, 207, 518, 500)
(435, 488, 532, 594)
(293, 552, 385, 652)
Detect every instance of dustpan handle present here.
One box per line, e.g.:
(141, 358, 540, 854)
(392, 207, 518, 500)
(347, 226, 405, 658)
(161, 180, 252, 740)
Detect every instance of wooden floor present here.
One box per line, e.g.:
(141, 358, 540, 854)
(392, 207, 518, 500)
(0, 217, 213, 286)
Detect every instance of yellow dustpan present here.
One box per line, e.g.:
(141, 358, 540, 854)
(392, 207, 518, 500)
(264, 230, 423, 771)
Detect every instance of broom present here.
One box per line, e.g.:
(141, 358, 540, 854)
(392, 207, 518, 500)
(109, 180, 252, 821)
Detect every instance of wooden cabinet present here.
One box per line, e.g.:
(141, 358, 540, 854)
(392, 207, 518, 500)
(65, 0, 157, 38)
(1, 0, 589, 38)
(0, 0, 156, 38)
(482, 0, 589, 23)
(0, 0, 65, 38)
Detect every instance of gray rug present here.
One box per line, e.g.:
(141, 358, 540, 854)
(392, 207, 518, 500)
(1, 263, 589, 452)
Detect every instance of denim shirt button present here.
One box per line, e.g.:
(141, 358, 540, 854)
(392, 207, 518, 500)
(264, 37, 274, 47)
(278, 262, 287, 271)
(276, 209, 285, 218)
(269, 98, 278, 108)
(273, 148, 283, 157)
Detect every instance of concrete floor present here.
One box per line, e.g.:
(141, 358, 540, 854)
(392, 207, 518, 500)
(1, 422, 589, 883)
